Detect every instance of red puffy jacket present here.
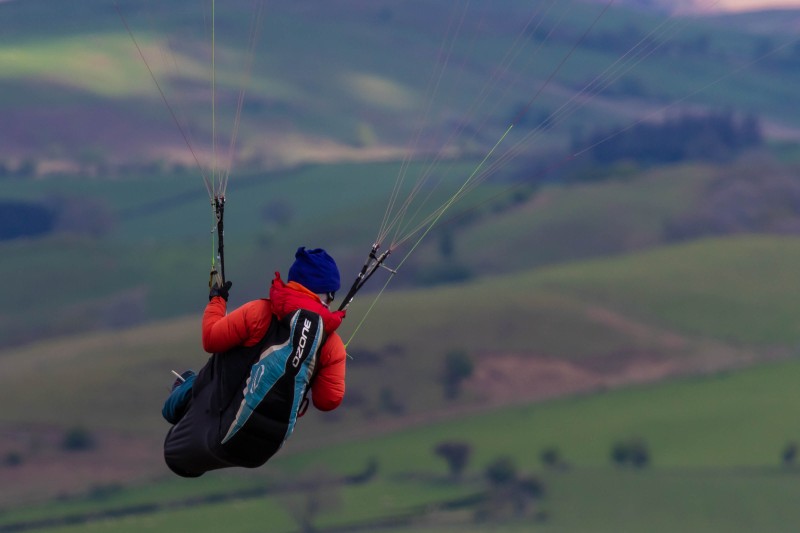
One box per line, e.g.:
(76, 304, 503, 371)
(201, 273, 347, 411)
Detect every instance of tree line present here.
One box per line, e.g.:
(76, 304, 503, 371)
(571, 110, 763, 167)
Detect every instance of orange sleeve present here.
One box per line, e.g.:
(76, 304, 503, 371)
(311, 333, 346, 411)
(202, 298, 271, 353)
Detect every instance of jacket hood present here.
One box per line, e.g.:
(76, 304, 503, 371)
(269, 272, 345, 335)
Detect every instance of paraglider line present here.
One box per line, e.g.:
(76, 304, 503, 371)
(115, 2, 210, 195)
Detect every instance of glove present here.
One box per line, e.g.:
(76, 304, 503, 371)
(209, 280, 233, 301)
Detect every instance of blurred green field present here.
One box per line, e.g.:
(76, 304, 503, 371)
(0, 158, 721, 347)
(4, 357, 800, 532)
(3, 232, 799, 434)
(0, 159, 495, 343)
(14, 470, 800, 533)
(533, 234, 800, 343)
(0, 34, 157, 97)
(420, 163, 715, 274)
(6, 168, 799, 529)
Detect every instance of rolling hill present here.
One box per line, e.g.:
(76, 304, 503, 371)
(2, 232, 799, 503)
(3, 328, 800, 531)
(2, 0, 800, 172)
(4, 1, 800, 530)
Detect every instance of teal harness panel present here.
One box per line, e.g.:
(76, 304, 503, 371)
(221, 310, 323, 446)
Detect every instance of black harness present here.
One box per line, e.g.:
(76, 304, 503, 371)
(164, 309, 323, 477)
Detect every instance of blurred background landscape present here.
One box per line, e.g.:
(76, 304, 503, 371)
(3, 0, 800, 531)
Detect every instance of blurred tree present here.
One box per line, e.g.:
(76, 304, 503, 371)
(782, 442, 797, 467)
(485, 456, 518, 487)
(434, 441, 472, 481)
(540, 446, 568, 470)
(476, 456, 545, 522)
(3, 451, 22, 467)
(61, 426, 96, 452)
(611, 437, 650, 469)
(0, 201, 55, 240)
(441, 350, 474, 400)
(439, 229, 455, 260)
(378, 387, 405, 415)
(283, 467, 342, 533)
(577, 110, 763, 166)
(513, 476, 546, 515)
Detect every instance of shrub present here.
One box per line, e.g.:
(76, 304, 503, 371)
(783, 442, 798, 467)
(0, 201, 56, 240)
(4, 452, 23, 467)
(476, 457, 546, 522)
(540, 446, 567, 470)
(434, 441, 472, 481)
(441, 350, 474, 400)
(611, 437, 650, 469)
(485, 456, 518, 487)
(378, 387, 405, 415)
(61, 426, 96, 452)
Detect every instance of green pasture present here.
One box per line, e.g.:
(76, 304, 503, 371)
(2, 231, 798, 436)
(349, 232, 800, 357)
(0, 237, 156, 346)
(439, 163, 715, 274)
(0, 158, 504, 343)
(532, 234, 800, 344)
(0, 315, 198, 432)
(0, 34, 159, 97)
(13, 470, 800, 533)
(338, 232, 800, 420)
(4, 358, 800, 532)
(2, 160, 490, 244)
(0, 154, 717, 344)
(282, 358, 800, 474)
(541, 468, 800, 533)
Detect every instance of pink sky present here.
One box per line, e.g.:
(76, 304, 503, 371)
(715, 0, 800, 11)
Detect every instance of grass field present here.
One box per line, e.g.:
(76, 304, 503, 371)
(532, 234, 800, 343)
(426, 163, 716, 274)
(3, 357, 800, 532)
(0, 157, 727, 347)
(5, 183, 799, 529)
(3, 232, 799, 433)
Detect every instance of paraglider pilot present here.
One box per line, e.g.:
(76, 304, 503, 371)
(162, 247, 347, 477)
